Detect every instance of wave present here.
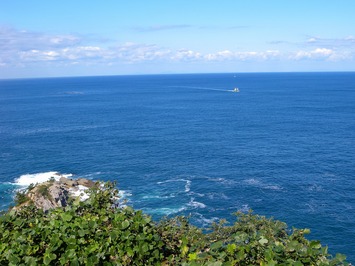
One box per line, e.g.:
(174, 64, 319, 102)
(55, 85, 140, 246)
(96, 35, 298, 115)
(142, 195, 175, 199)
(188, 198, 206, 209)
(142, 206, 186, 216)
(69, 185, 90, 200)
(207, 177, 237, 186)
(206, 192, 229, 200)
(243, 178, 283, 191)
(192, 213, 220, 227)
(157, 178, 191, 193)
(14, 171, 73, 186)
(63, 91, 84, 95)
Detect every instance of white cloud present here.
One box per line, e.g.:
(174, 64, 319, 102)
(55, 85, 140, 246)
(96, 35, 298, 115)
(305, 36, 355, 48)
(171, 49, 202, 61)
(293, 48, 334, 60)
(1, 26, 354, 73)
(344, 35, 355, 41)
(18, 46, 105, 62)
(0, 26, 80, 51)
(306, 37, 318, 43)
(112, 43, 172, 62)
(204, 50, 280, 61)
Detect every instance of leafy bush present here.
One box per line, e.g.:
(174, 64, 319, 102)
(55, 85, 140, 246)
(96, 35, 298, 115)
(1, 182, 163, 265)
(0, 182, 349, 265)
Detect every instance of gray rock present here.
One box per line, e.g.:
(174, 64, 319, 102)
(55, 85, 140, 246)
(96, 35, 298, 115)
(77, 178, 96, 188)
(17, 175, 97, 212)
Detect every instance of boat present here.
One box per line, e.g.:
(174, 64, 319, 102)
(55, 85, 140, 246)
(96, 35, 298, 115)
(233, 87, 240, 92)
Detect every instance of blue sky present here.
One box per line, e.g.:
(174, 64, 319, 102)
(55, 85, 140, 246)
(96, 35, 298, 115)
(1, 0, 355, 78)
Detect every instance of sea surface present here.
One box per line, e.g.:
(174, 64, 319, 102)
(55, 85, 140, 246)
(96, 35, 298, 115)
(0, 72, 354, 261)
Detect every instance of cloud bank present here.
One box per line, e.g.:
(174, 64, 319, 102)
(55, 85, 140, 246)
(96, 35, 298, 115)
(0, 26, 354, 75)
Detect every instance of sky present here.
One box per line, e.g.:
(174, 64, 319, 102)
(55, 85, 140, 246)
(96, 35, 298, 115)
(1, 0, 355, 79)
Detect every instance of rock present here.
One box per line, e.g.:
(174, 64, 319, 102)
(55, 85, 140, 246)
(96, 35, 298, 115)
(77, 178, 96, 188)
(59, 176, 78, 187)
(16, 175, 97, 212)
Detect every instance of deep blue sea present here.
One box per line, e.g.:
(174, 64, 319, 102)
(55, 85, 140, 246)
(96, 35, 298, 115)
(0, 72, 354, 261)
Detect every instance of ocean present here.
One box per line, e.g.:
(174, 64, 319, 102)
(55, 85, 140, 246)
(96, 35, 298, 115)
(0, 72, 354, 261)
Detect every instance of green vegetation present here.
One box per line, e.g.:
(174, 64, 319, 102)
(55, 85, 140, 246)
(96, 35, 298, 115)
(0, 182, 349, 265)
(14, 190, 29, 206)
(37, 183, 51, 198)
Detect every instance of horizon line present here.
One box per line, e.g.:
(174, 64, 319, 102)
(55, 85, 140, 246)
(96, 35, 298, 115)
(1, 70, 355, 81)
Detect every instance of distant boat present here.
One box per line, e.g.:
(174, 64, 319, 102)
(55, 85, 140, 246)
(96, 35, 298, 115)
(233, 88, 240, 92)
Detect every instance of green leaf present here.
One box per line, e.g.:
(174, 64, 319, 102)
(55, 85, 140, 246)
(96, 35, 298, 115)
(207, 262, 223, 266)
(126, 247, 134, 257)
(227, 243, 237, 254)
(78, 229, 87, 237)
(188, 252, 198, 261)
(24, 256, 37, 266)
(9, 254, 20, 265)
(61, 213, 72, 222)
(43, 253, 56, 265)
(310, 240, 321, 249)
(121, 220, 130, 229)
(211, 241, 223, 250)
(335, 253, 347, 262)
(259, 237, 268, 245)
(141, 243, 149, 253)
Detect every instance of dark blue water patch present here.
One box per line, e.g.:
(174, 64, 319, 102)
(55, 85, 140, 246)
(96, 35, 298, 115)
(0, 72, 354, 261)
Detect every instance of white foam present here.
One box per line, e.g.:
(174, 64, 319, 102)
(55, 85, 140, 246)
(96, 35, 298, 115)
(118, 190, 132, 198)
(143, 206, 186, 216)
(239, 204, 250, 213)
(265, 185, 282, 191)
(207, 192, 229, 200)
(64, 91, 84, 95)
(157, 178, 191, 193)
(14, 172, 73, 186)
(68, 184, 131, 204)
(157, 178, 190, 185)
(69, 185, 89, 201)
(188, 198, 206, 209)
(142, 195, 175, 199)
(208, 177, 236, 186)
(244, 178, 283, 191)
(244, 178, 261, 185)
(185, 180, 191, 192)
(193, 213, 219, 226)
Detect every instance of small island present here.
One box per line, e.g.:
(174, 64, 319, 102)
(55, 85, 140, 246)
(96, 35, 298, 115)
(0, 174, 349, 265)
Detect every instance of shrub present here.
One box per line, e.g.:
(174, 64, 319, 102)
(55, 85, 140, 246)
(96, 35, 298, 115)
(14, 191, 28, 206)
(37, 184, 50, 198)
(0, 182, 349, 265)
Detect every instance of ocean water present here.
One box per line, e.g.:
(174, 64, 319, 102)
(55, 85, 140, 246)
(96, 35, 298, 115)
(0, 72, 354, 260)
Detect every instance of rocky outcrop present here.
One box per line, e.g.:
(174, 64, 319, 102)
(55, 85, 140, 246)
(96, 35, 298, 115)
(16, 175, 97, 212)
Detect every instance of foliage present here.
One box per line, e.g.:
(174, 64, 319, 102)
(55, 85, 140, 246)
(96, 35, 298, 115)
(1, 182, 163, 265)
(28, 183, 35, 192)
(173, 211, 348, 265)
(0, 182, 349, 265)
(37, 184, 51, 198)
(14, 190, 29, 206)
